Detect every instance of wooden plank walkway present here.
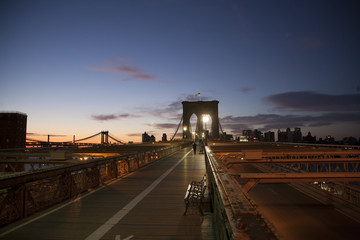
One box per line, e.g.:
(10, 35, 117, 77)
(0, 147, 215, 240)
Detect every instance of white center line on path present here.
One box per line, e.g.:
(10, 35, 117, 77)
(85, 150, 192, 240)
(115, 235, 134, 240)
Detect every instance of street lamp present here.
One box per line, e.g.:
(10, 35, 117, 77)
(183, 126, 188, 139)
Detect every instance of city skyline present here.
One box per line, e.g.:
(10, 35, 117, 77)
(1, 1, 360, 142)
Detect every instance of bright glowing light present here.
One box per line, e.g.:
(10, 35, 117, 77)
(183, 126, 187, 131)
(203, 115, 209, 123)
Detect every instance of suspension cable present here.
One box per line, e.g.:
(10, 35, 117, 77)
(108, 133, 125, 144)
(26, 137, 45, 142)
(219, 121, 226, 137)
(170, 116, 183, 141)
(75, 132, 101, 142)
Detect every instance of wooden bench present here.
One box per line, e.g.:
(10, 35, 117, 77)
(183, 174, 206, 215)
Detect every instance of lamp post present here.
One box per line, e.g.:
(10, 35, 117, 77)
(183, 126, 187, 139)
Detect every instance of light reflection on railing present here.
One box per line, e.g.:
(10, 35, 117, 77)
(0, 142, 189, 226)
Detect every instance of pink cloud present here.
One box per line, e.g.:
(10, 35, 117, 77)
(91, 113, 140, 121)
(89, 60, 157, 82)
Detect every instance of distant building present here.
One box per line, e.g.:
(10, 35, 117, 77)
(239, 136, 248, 142)
(291, 128, 302, 143)
(324, 135, 335, 144)
(162, 133, 167, 142)
(142, 132, 149, 143)
(342, 136, 358, 145)
(222, 132, 233, 141)
(278, 129, 288, 142)
(242, 130, 253, 141)
(278, 128, 302, 143)
(264, 131, 275, 142)
(243, 129, 263, 141)
(253, 129, 263, 141)
(0, 112, 27, 149)
(142, 132, 155, 143)
(303, 132, 316, 143)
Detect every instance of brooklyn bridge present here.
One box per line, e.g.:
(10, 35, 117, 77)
(1, 101, 360, 240)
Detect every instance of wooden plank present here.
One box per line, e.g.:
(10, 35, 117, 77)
(0, 148, 215, 240)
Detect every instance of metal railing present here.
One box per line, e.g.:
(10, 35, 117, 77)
(204, 147, 280, 240)
(0, 142, 189, 226)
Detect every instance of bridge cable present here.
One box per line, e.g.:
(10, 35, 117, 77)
(26, 137, 46, 142)
(218, 121, 226, 138)
(108, 133, 125, 144)
(170, 116, 183, 142)
(75, 132, 102, 142)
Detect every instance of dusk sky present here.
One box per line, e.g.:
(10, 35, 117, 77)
(1, 0, 360, 143)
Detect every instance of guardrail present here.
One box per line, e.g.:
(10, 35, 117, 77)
(0, 142, 189, 226)
(278, 142, 360, 150)
(204, 147, 280, 240)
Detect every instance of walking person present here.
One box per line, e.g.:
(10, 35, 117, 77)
(192, 142, 197, 154)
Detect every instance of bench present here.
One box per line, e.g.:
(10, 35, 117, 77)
(183, 174, 207, 215)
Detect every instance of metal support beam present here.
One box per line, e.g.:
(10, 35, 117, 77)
(233, 172, 360, 192)
(243, 179, 259, 193)
(225, 158, 360, 165)
(236, 172, 360, 182)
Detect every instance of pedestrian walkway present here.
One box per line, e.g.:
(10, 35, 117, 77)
(0, 147, 215, 240)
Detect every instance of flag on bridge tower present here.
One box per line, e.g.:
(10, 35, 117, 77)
(195, 92, 201, 101)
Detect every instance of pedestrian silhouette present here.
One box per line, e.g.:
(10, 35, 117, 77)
(192, 142, 197, 154)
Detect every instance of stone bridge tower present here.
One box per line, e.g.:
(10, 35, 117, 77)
(182, 100, 219, 139)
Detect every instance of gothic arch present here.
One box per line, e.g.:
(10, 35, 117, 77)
(182, 100, 219, 139)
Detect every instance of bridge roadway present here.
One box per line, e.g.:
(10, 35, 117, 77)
(214, 142, 360, 240)
(235, 163, 360, 240)
(0, 147, 215, 240)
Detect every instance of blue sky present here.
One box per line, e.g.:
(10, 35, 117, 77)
(1, 0, 359, 143)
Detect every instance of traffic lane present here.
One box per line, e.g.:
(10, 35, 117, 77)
(228, 161, 360, 239)
(249, 183, 360, 240)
